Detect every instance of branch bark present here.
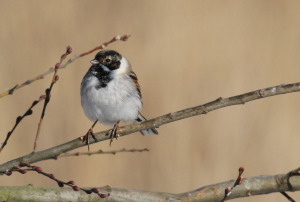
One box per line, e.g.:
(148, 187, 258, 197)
(0, 169, 299, 201)
(1, 82, 300, 173)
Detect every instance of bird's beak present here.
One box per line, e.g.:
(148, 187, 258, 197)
(90, 59, 99, 64)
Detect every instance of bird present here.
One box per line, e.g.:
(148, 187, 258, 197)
(80, 50, 158, 149)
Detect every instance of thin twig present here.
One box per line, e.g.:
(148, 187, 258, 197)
(0, 34, 130, 99)
(0, 95, 45, 153)
(3, 164, 110, 198)
(1, 82, 300, 171)
(280, 192, 295, 202)
(33, 46, 72, 151)
(222, 167, 244, 201)
(60, 148, 149, 158)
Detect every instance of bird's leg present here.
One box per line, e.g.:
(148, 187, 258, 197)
(108, 121, 120, 146)
(82, 120, 98, 151)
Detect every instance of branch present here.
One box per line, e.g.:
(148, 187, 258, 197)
(0, 168, 299, 201)
(4, 164, 110, 198)
(0, 34, 130, 99)
(0, 95, 45, 153)
(1, 82, 300, 172)
(60, 148, 149, 158)
(33, 46, 71, 151)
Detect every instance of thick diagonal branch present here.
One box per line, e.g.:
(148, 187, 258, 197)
(0, 82, 300, 172)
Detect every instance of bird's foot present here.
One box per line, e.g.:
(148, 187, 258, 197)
(82, 120, 98, 151)
(107, 121, 120, 146)
(82, 128, 97, 151)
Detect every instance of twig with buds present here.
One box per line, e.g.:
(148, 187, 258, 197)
(0, 95, 45, 153)
(222, 167, 244, 202)
(0, 34, 130, 99)
(60, 148, 149, 158)
(2, 164, 110, 198)
(2, 166, 300, 201)
(33, 46, 72, 151)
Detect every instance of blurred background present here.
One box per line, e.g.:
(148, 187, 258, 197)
(1, 1, 300, 201)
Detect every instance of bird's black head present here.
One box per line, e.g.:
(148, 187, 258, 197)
(91, 50, 122, 71)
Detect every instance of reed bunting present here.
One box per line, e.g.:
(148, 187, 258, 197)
(80, 50, 158, 148)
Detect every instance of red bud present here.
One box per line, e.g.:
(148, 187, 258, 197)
(67, 46, 72, 54)
(49, 174, 55, 179)
(58, 182, 64, 187)
(72, 186, 80, 191)
(91, 188, 99, 193)
(113, 36, 120, 41)
(6, 171, 12, 176)
(121, 35, 130, 41)
(19, 170, 27, 174)
(68, 181, 75, 185)
(16, 116, 22, 123)
(99, 194, 107, 198)
(85, 190, 92, 194)
(34, 167, 42, 172)
(45, 88, 50, 96)
(239, 167, 244, 173)
(55, 63, 60, 70)
(225, 187, 232, 195)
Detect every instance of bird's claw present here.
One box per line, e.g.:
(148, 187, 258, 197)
(108, 122, 120, 146)
(82, 128, 96, 151)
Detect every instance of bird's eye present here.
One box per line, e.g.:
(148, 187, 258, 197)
(105, 58, 111, 63)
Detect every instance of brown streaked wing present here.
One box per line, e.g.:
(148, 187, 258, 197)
(128, 71, 142, 99)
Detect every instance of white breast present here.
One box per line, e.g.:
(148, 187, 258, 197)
(80, 73, 142, 125)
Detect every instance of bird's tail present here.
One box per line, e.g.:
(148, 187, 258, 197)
(136, 113, 159, 136)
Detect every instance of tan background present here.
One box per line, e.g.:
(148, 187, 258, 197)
(1, 1, 300, 201)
